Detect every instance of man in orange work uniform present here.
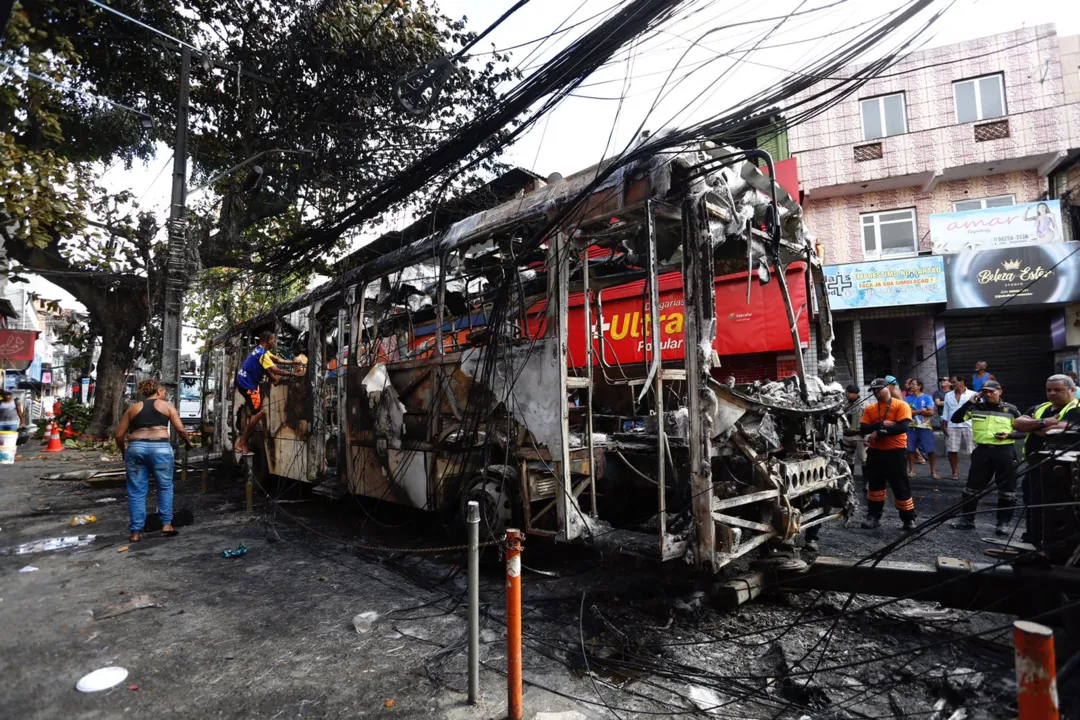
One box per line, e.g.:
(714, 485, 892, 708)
(858, 377, 918, 531)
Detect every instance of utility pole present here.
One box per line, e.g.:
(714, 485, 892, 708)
(161, 47, 190, 406)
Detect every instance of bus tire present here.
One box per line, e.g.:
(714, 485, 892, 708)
(462, 466, 520, 540)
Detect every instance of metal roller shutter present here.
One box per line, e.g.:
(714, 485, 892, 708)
(944, 313, 1053, 412)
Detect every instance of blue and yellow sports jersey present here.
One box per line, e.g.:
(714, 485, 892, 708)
(236, 346, 282, 391)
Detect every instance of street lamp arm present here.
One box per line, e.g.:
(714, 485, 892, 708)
(197, 149, 314, 193)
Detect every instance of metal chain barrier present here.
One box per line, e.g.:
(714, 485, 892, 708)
(339, 538, 504, 554)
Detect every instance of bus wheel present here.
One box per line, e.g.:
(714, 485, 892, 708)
(462, 468, 519, 540)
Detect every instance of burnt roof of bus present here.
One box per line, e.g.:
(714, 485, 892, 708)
(336, 167, 546, 273)
(210, 145, 806, 344)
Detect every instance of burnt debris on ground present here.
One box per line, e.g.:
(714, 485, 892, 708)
(1, 448, 1052, 719)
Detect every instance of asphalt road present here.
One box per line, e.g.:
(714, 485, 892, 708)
(0, 440, 1025, 719)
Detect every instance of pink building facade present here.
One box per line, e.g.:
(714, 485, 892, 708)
(791, 24, 1077, 264)
(788, 25, 1080, 410)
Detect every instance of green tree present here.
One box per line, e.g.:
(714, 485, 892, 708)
(1, 0, 515, 436)
(187, 268, 312, 350)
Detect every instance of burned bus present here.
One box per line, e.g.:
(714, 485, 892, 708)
(204, 143, 853, 572)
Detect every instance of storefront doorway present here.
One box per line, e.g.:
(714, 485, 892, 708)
(861, 316, 935, 390)
(944, 312, 1053, 412)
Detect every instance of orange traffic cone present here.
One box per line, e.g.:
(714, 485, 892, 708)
(62, 422, 76, 439)
(41, 421, 54, 446)
(44, 423, 63, 453)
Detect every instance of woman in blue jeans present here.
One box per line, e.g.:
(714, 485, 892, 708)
(114, 380, 193, 542)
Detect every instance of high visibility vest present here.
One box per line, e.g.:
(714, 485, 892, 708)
(967, 403, 1019, 446)
(1023, 400, 1080, 457)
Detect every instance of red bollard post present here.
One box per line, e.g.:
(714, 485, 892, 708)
(505, 529, 524, 720)
(1014, 620, 1059, 720)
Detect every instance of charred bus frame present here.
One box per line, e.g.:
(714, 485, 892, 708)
(204, 143, 853, 572)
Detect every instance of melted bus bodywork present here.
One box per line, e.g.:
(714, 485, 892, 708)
(205, 144, 853, 571)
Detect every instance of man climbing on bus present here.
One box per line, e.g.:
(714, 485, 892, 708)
(235, 331, 301, 455)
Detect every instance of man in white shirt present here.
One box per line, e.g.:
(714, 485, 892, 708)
(942, 374, 978, 481)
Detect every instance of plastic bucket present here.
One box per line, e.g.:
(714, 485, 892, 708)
(0, 430, 17, 464)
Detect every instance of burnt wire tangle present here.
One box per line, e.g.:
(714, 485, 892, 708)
(247, 442, 1062, 718)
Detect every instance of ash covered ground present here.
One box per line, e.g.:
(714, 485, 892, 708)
(0, 441, 1061, 719)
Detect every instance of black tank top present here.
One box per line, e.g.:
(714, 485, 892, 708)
(131, 399, 170, 430)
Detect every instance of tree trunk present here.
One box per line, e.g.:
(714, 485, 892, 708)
(2, 229, 156, 439)
(87, 317, 137, 438)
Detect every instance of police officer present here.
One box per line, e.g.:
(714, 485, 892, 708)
(1013, 374, 1080, 542)
(858, 378, 917, 531)
(949, 380, 1020, 534)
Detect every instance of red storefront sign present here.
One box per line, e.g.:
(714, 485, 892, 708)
(528, 263, 810, 369)
(0, 330, 36, 362)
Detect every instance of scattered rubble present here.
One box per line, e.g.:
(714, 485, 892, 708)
(687, 684, 725, 715)
(934, 665, 987, 700)
(91, 594, 161, 620)
(878, 599, 962, 626)
(352, 611, 378, 634)
(763, 639, 832, 708)
(7, 534, 96, 555)
(889, 691, 938, 719)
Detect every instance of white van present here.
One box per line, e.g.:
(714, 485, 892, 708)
(178, 375, 202, 430)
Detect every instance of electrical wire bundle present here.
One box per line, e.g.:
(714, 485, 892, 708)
(263, 0, 699, 271)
